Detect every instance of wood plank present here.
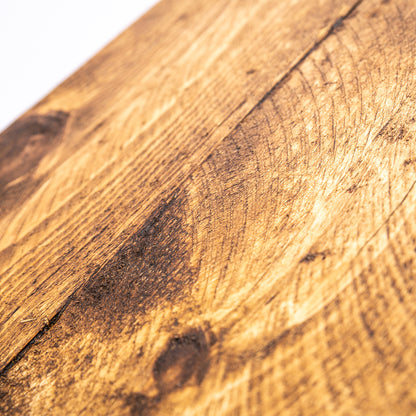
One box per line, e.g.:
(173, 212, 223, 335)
(3, 0, 416, 414)
(0, 0, 360, 372)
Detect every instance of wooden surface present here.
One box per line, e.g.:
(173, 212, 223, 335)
(1, 0, 416, 414)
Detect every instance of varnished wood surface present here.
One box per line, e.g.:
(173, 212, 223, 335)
(1, 0, 416, 414)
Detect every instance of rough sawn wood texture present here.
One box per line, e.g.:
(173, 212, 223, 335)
(1, 0, 416, 414)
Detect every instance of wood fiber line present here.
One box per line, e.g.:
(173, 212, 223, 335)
(2, 0, 416, 414)
(0, 0, 360, 371)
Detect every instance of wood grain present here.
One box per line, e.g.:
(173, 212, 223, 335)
(0, 0, 359, 371)
(1, 0, 416, 414)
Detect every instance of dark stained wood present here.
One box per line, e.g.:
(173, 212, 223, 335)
(2, 0, 416, 414)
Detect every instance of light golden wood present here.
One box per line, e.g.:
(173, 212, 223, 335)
(1, 0, 416, 414)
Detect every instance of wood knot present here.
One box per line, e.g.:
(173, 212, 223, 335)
(0, 110, 69, 185)
(153, 328, 211, 394)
